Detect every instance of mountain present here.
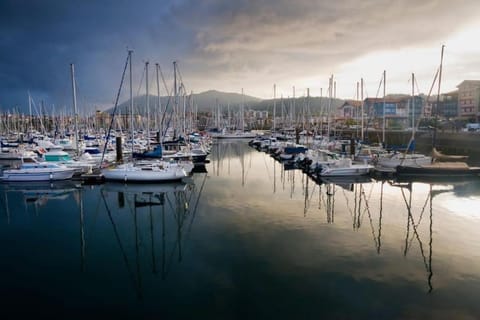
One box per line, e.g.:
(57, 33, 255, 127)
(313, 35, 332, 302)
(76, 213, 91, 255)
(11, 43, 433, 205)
(110, 90, 262, 114)
(253, 96, 345, 113)
(194, 90, 262, 110)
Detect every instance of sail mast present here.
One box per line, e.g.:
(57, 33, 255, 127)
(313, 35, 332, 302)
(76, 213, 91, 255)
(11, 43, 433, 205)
(155, 63, 161, 142)
(433, 45, 445, 148)
(70, 63, 79, 156)
(411, 73, 415, 139)
(145, 61, 150, 149)
(361, 77, 364, 141)
(273, 84, 276, 134)
(129, 50, 134, 157)
(382, 70, 386, 144)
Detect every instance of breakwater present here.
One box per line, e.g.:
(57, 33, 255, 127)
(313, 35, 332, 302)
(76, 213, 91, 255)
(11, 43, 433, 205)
(349, 130, 480, 164)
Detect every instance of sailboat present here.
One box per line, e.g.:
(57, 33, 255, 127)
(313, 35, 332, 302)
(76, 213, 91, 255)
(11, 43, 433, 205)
(101, 51, 188, 183)
(396, 45, 480, 177)
(214, 89, 257, 139)
(376, 73, 432, 169)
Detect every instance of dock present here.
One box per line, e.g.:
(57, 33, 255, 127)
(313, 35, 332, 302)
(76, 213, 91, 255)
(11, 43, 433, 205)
(73, 169, 105, 184)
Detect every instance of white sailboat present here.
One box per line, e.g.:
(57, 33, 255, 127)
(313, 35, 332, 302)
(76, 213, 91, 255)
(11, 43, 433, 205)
(214, 89, 257, 139)
(397, 45, 480, 177)
(101, 51, 188, 183)
(376, 73, 432, 169)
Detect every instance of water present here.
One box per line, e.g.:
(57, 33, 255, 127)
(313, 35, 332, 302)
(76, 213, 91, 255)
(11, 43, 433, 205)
(1, 140, 480, 319)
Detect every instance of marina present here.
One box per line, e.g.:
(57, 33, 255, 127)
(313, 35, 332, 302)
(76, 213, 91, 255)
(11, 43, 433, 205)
(1, 139, 480, 318)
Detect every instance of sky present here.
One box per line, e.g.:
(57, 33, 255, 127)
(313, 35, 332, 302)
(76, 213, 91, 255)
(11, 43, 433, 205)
(1, 0, 480, 113)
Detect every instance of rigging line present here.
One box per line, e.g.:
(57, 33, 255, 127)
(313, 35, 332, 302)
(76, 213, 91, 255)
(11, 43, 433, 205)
(356, 184, 364, 227)
(400, 185, 429, 271)
(407, 206, 430, 272)
(375, 73, 384, 99)
(165, 193, 188, 272)
(400, 182, 414, 253)
(407, 190, 430, 249)
(148, 201, 157, 274)
(100, 189, 140, 297)
(353, 183, 359, 229)
(360, 182, 379, 243)
(341, 186, 355, 219)
(360, 181, 376, 224)
(101, 51, 130, 165)
(133, 201, 144, 299)
(377, 181, 384, 254)
(303, 177, 310, 216)
(428, 185, 434, 293)
(157, 64, 172, 98)
(414, 76, 421, 97)
(366, 198, 379, 249)
(136, 62, 146, 98)
(261, 153, 273, 183)
(308, 180, 318, 202)
(186, 172, 208, 235)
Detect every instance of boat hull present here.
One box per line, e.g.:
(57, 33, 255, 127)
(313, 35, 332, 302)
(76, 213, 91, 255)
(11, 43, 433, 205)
(1, 168, 75, 182)
(319, 165, 372, 176)
(396, 163, 480, 177)
(101, 164, 187, 182)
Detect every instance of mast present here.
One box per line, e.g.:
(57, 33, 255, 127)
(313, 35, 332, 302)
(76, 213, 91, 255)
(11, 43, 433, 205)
(319, 87, 323, 134)
(129, 50, 134, 157)
(356, 81, 359, 137)
(361, 77, 364, 141)
(145, 61, 150, 149)
(28, 91, 33, 134)
(411, 73, 416, 138)
(327, 76, 333, 136)
(241, 88, 245, 131)
(273, 84, 276, 134)
(173, 61, 178, 139)
(70, 63, 79, 156)
(433, 45, 445, 148)
(382, 70, 386, 144)
(292, 86, 296, 128)
(155, 63, 162, 142)
(333, 82, 336, 137)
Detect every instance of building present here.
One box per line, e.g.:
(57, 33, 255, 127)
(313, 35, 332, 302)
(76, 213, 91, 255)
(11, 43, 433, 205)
(457, 80, 480, 120)
(338, 100, 362, 121)
(436, 91, 459, 119)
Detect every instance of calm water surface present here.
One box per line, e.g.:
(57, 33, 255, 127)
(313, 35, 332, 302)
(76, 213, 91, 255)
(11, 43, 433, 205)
(1, 140, 480, 319)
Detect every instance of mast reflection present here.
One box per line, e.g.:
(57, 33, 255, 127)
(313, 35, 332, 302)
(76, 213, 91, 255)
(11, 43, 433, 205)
(98, 177, 204, 299)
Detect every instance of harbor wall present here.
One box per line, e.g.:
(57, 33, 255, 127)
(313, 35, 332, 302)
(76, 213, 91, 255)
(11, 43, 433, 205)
(361, 130, 480, 164)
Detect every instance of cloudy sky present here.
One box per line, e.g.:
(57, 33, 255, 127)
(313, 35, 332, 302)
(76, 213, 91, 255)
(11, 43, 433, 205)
(1, 0, 480, 113)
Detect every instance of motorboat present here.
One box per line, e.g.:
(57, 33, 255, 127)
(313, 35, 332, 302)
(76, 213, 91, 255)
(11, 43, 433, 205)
(0, 160, 75, 182)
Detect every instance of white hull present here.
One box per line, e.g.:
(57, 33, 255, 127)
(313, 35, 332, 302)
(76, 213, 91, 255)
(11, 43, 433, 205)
(319, 158, 373, 177)
(1, 166, 75, 182)
(102, 163, 187, 182)
(214, 132, 258, 139)
(377, 153, 432, 168)
(320, 165, 373, 176)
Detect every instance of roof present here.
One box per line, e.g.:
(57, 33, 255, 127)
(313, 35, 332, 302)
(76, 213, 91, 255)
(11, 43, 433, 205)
(457, 80, 480, 88)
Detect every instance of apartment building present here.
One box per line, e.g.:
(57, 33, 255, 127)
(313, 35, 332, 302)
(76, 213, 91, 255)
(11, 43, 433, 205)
(457, 80, 480, 119)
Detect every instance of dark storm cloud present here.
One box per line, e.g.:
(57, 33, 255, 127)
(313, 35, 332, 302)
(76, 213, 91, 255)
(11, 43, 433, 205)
(181, 0, 480, 92)
(1, 0, 479, 112)
(0, 0, 187, 111)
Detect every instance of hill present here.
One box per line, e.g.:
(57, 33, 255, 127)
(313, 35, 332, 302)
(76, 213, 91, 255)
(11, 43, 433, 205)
(110, 90, 262, 114)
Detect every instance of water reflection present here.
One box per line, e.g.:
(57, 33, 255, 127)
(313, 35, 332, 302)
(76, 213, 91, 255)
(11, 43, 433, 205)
(210, 140, 256, 186)
(97, 178, 204, 299)
(2, 140, 480, 317)
(0, 180, 80, 221)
